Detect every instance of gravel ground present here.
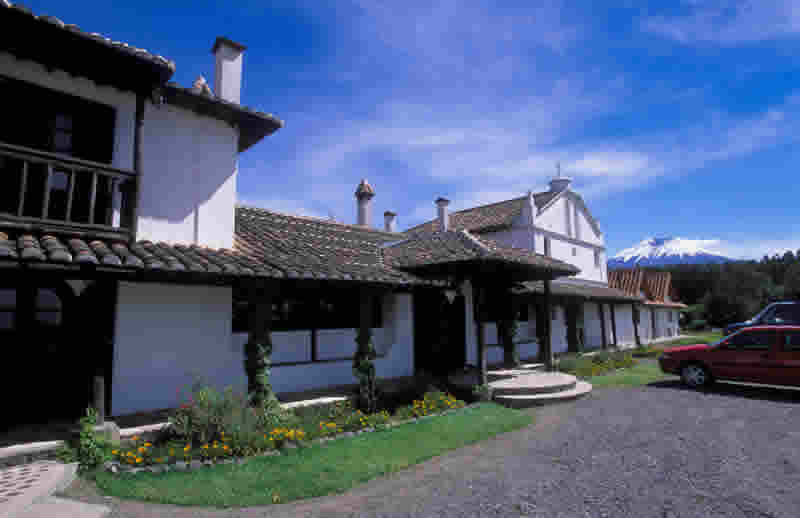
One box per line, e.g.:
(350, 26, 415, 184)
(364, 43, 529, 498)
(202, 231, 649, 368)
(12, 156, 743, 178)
(61, 379, 800, 518)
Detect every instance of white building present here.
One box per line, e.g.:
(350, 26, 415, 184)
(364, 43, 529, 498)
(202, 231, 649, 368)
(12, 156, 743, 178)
(0, 3, 582, 430)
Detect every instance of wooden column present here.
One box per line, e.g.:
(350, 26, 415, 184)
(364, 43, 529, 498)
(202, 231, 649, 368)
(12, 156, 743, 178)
(610, 303, 618, 348)
(651, 306, 657, 341)
(245, 283, 274, 405)
(598, 302, 607, 350)
(543, 278, 554, 371)
(632, 303, 641, 347)
(473, 281, 487, 385)
(130, 92, 145, 240)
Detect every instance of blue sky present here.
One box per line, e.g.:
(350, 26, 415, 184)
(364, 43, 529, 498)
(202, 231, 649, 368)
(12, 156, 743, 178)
(23, 0, 800, 259)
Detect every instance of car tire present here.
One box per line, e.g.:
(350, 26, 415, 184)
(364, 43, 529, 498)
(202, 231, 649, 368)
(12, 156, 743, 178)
(681, 363, 712, 388)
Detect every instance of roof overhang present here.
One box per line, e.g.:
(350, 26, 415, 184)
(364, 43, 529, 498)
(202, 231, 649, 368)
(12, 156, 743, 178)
(163, 84, 283, 152)
(0, 4, 175, 93)
(398, 258, 576, 283)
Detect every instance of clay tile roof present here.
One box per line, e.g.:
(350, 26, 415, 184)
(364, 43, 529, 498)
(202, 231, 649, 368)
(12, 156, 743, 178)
(381, 230, 579, 279)
(514, 279, 643, 302)
(0, 230, 283, 280)
(234, 205, 435, 285)
(608, 268, 687, 308)
(406, 191, 559, 235)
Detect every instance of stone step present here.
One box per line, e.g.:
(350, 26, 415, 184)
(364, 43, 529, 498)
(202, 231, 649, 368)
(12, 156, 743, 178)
(489, 372, 577, 396)
(494, 381, 593, 408)
(0, 461, 77, 518)
(486, 363, 546, 382)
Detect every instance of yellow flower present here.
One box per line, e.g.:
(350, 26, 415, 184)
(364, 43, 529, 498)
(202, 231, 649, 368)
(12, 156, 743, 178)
(144, 442, 152, 447)
(202, 444, 209, 449)
(112, 450, 118, 455)
(184, 445, 191, 451)
(138, 447, 145, 453)
(136, 458, 142, 463)
(131, 435, 139, 441)
(169, 449, 175, 455)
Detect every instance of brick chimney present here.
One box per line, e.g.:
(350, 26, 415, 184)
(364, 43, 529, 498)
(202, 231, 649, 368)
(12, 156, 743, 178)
(436, 197, 450, 232)
(211, 37, 246, 104)
(355, 179, 375, 226)
(384, 211, 397, 232)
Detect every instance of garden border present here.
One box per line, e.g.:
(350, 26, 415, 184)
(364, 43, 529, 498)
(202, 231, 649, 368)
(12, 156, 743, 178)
(103, 403, 483, 476)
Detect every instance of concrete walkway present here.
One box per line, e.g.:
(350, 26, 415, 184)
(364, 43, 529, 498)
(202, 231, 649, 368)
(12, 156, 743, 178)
(0, 461, 107, 518)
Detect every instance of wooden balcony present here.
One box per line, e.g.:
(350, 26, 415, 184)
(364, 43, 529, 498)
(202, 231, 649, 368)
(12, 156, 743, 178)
(0, 142, 136, 240)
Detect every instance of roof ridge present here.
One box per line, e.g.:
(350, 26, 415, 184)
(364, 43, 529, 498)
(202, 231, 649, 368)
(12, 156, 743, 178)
(236, 204, 405, 238)
(459, 230, 491, 255)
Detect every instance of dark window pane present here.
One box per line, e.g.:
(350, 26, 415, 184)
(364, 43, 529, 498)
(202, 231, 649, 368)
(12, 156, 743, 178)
(53, 131, 72, 154)
(0, 156, 23, 215)
(0, 288, 15, 308)
(35, 311, 61, 326)
(0, 311, 13, 330)
(47, 169, 70, 220)
(55, 114, 73, 131)
(731, 331, 775, 350)
(36, 289, 61, 311)
(784, 332, 800, 351)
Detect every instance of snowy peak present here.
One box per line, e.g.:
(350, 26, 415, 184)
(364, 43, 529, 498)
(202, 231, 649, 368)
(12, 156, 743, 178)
(608, 237, 732, 268)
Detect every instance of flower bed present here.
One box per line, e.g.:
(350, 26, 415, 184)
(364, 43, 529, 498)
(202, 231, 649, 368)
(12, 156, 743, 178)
(557, 350, 638, 378)
(102, 389, 468, 475)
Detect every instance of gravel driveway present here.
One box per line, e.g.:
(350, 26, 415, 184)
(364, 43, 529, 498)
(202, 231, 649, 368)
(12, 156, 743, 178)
(62, 379, 800, 517)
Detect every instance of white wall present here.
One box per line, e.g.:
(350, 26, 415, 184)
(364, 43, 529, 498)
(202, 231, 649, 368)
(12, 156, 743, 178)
(138, 102, 238, 250)
(112, 282, 237, 416)
(612, 304, 637, 348)
(0, 52, 240, 251)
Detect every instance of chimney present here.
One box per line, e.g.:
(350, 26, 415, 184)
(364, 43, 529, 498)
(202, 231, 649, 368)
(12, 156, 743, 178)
(384, 211, 397, 232)
(435, 197, 450, 232)
(521, 190, 536, 225)
(211, 37, 247, 104)
(549, 162, 571, 192)
(355, 179, 375, 226)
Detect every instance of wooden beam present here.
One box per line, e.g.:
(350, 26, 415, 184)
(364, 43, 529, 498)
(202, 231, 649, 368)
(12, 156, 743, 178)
(41, 164, 52, 219)
(130, 93, 145, 241)
(610, 303, 618, 347)
(65, 169, 76, 222)
(88, 172, 97, 224)
(598, 302, 607, 350)
(543, 278, 553, 371)
(17, 161, 28, 216)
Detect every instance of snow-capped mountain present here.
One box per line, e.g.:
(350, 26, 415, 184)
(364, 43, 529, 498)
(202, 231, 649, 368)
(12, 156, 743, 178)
(608, 237, 733, 269)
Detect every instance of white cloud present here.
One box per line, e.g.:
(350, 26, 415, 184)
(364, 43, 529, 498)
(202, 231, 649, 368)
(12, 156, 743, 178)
(643, 0, 800, 44)
(709, 238, 800, 260)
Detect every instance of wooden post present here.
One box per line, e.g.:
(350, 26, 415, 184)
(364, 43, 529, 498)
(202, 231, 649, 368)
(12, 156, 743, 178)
(543, 278, 554, 371)
(610, 303, 618, 348)
(473, 281, 487, 385)
(354, 287, 378, 412)
(632, 303, 641, 347)
(93, 376, 105, 425)
(130, 92, 145, 241)
(245, 283, 275, 406)
(651, 306, 657, 341)
(598, 303, 607, 350)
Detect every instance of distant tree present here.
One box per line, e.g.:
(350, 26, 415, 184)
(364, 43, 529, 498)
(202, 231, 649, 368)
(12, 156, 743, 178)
(785, 263, 800, 300)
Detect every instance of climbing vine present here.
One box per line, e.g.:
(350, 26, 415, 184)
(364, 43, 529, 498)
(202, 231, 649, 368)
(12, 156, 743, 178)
(245, 299, 277, 407)
(352, 327, 378, 413)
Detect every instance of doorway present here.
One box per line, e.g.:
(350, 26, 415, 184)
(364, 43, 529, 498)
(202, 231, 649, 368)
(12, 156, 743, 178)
(413, 290, 466, 377)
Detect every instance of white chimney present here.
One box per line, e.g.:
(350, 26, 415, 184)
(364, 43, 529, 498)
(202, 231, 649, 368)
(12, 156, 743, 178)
(549, 162, 571, 192)
(211, 37, 246, 104)
(355, 179, 375, 226)
(521, 190, 536, 226)
(436, 197, 450, 232)
(384, 211, 397, 232)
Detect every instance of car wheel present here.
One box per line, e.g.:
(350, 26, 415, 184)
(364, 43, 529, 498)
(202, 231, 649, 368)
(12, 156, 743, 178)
(681, 363, 711, 388)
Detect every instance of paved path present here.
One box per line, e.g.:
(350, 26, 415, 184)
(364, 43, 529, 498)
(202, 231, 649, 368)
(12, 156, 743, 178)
(61, 379, 800, 517)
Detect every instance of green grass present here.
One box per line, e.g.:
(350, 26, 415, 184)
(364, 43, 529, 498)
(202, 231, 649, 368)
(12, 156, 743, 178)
(92, 403, 531, 508)
(584, 361, 675, 388)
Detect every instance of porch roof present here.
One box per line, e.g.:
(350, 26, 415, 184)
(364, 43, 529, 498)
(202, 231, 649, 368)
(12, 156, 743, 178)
(514, 279, 643, 302)
(381, 230, 580, 282)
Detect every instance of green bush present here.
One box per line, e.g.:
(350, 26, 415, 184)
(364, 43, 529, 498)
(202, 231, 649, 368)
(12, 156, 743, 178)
(557, 355, 580, 373)
(687, 319, 707, 331)
(592, 351, 611, 365)
(75, 407, 112, 472)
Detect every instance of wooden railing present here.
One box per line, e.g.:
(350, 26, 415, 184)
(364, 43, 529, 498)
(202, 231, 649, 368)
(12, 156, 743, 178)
(0, 142, 136, 239)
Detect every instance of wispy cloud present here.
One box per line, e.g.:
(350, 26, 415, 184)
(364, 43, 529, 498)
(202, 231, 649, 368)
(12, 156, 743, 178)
(642, 0, 800, 44)
(708, 237, 800, 260)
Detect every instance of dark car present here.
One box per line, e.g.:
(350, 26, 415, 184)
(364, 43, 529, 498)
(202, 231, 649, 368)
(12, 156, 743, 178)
(659, 325, 800, 388)
(723, 301, 800, 336)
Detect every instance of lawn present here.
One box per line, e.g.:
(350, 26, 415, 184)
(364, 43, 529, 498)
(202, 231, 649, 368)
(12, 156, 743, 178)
(584, 360, 675, 388)
(92, 403, 532, 508)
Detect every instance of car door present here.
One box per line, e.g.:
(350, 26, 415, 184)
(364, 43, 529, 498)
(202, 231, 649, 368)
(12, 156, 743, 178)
(706, 329, 777, 383)
(768, 329, 800, 387)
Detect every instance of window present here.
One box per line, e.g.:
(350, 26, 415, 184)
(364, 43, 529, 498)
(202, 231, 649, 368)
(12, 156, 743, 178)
(0, 288, 15, 331)
(772, 304, 800, 324)
(728, 330, 776, 350)
(667, 310, 673, 323)
(35, 288, 62, 327)
(784, 331, 800, 351)
(594, 250, 600, 268)
(544, 237, 551, 257)
(232, 290, 382, 333)
(572, 247, 577, 257)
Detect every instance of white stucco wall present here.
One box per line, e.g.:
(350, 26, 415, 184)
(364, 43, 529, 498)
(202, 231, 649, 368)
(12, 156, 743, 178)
(112, 282, 237, 416)
(1, 53, 240, 251)
(612, 304, 637, 348)
(113, 287, 414, 415)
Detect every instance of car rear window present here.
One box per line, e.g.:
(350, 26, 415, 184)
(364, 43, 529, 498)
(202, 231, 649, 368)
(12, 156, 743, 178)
(783, 331, 800, 351)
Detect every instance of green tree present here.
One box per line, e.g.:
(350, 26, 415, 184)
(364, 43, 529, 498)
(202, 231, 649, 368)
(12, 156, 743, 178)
(785, 263, 800, 300)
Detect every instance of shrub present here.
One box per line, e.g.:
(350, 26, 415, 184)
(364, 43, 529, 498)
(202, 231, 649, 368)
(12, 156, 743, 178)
(557, 356, 580, 373)
(592, 351, 611, 365)
(396, 392, 465, 419)
(687, 319, 707, 331)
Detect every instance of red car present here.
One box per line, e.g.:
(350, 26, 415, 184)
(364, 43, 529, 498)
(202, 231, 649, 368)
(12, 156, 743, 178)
(659, 325, 800, 388)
